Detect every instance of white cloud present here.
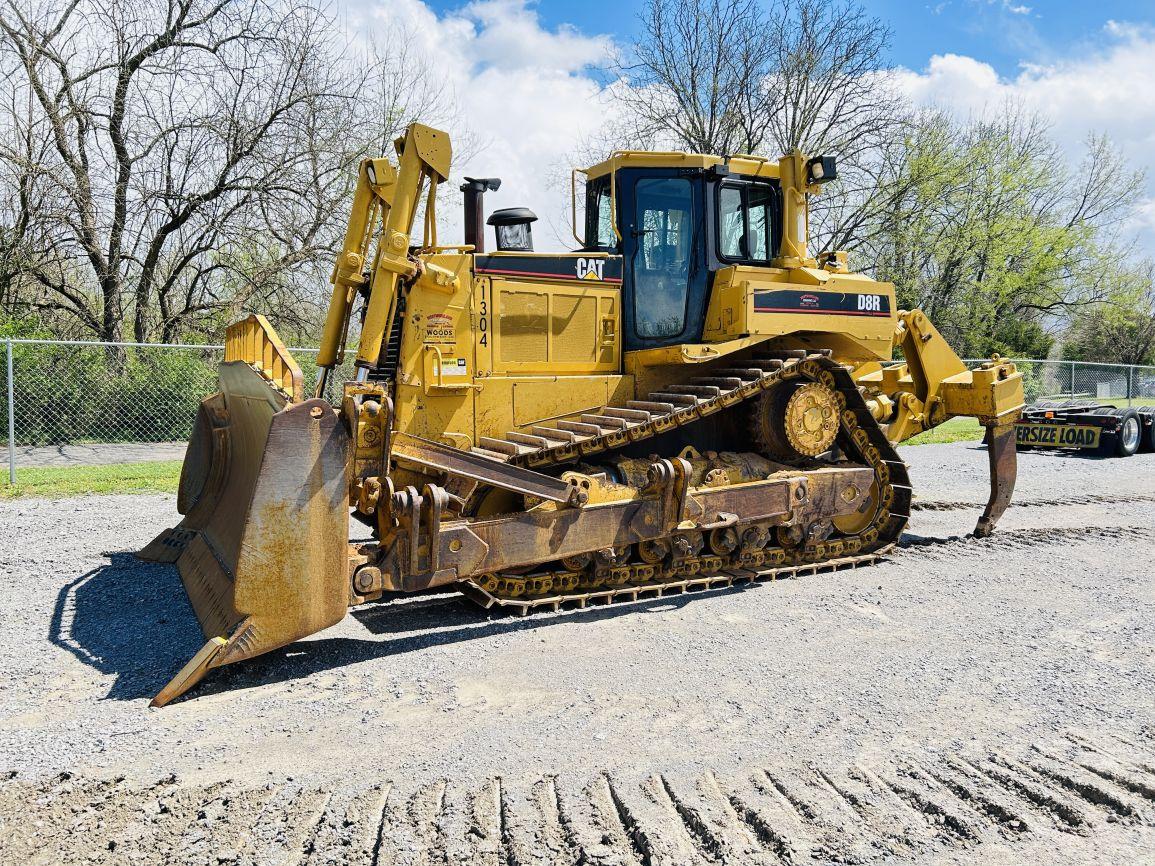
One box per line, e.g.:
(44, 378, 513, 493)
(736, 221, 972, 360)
(337, 3, 1155, 258)
(344, 0, 617, 248)
(892, 21, 1155, 255)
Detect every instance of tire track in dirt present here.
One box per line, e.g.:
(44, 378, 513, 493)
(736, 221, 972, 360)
(4, 732, 1155, 864)
(911, 491, 1155, 512)
(897, 525, 1155, 558)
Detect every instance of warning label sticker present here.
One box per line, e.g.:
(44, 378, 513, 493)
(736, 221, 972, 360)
(440, 357, 469, 376)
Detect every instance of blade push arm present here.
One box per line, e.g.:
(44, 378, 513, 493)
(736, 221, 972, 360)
(315, 123, 452, 394)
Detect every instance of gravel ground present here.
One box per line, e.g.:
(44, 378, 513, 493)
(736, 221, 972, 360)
(1, 441, 1154, 864)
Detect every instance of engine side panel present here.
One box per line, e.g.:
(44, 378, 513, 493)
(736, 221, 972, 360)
(702, 264, 897, 363)
(393, 252, 632, 449)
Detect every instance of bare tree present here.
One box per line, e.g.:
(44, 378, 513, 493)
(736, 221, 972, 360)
(610, 0, 905, 156)
(0, 0, 444, 344)
(605, 0, 908, 254)
(609, 0, 773, 155)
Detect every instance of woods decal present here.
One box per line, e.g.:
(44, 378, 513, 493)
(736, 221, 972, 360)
(424, 313, 456, 345)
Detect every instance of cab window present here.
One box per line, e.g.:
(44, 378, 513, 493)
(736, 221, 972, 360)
(719, 186, 744, 257)
(716, 180, 780, 263)
(633, 177, 694, 339)
(585, 177, 617, 250)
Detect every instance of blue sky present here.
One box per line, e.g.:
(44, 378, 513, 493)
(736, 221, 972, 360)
(417, 0, 1155, 78)
(348, 0, 1155, 253)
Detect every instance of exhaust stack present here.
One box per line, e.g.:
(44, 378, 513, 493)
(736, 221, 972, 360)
(461, 176, 501, 252)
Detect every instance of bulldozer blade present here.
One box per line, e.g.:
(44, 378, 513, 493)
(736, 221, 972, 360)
(139, 361, 351, 706)
(974, 420, 1017, 537)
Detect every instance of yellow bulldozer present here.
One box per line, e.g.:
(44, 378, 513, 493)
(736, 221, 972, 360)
(141, 123, 1024, 706)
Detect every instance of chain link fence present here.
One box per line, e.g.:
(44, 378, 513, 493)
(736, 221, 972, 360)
(1, 338, 348, 483)
(957, 359, 1155, 404)
(4, 337, 1155, 483)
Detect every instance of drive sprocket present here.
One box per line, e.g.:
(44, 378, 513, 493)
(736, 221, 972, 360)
(748, 379, 840, 460)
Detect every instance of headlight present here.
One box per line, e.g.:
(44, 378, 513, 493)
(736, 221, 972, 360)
(806, 155, 837, 185)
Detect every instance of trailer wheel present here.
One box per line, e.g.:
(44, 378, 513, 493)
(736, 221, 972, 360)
(1113, 408, 1142, 457)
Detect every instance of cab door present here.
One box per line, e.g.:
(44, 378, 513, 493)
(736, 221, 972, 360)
(615, 169, 709, 351)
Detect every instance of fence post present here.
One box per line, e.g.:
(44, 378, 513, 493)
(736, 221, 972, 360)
(1128, 364, 1133, 407)
(6, 338, 14, 485)
(1069, 361, 1075, 397)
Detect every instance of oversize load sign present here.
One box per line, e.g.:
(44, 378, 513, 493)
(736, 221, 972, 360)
(1015, 423, 1100, 448)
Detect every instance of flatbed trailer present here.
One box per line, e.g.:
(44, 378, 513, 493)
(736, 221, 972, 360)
(1015, 400, 1155, 457)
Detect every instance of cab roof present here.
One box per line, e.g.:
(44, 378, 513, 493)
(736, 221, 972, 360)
(583, 151, 782, 181)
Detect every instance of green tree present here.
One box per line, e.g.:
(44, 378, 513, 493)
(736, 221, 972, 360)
(1063, 260, 1155, 365)
(864, 107, 1144, 358)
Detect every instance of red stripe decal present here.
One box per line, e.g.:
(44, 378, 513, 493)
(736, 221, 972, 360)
(476, 267, 622, 284)
(753, 307, 890, 317)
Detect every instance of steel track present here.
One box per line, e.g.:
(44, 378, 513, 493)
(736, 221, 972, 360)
(460, 352, 913, 611)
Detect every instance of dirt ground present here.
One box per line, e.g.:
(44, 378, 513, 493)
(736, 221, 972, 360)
(1, 441, 1154, 864)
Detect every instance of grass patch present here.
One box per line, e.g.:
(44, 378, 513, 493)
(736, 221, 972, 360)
(901, 416, 985, 446)
(1, 460, 182, 499)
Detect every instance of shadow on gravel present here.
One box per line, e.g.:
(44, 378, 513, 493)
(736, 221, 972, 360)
(49, 552, 205, 701)
(51, 550, 756, 704)
(189, 587, 725, 702)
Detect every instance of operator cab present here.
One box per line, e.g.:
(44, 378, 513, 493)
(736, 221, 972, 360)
(581, 154, 826, 351)
(458, 152, 834, 353)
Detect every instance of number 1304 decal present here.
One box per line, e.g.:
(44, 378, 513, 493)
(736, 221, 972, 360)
(478, 283, 488, 347)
